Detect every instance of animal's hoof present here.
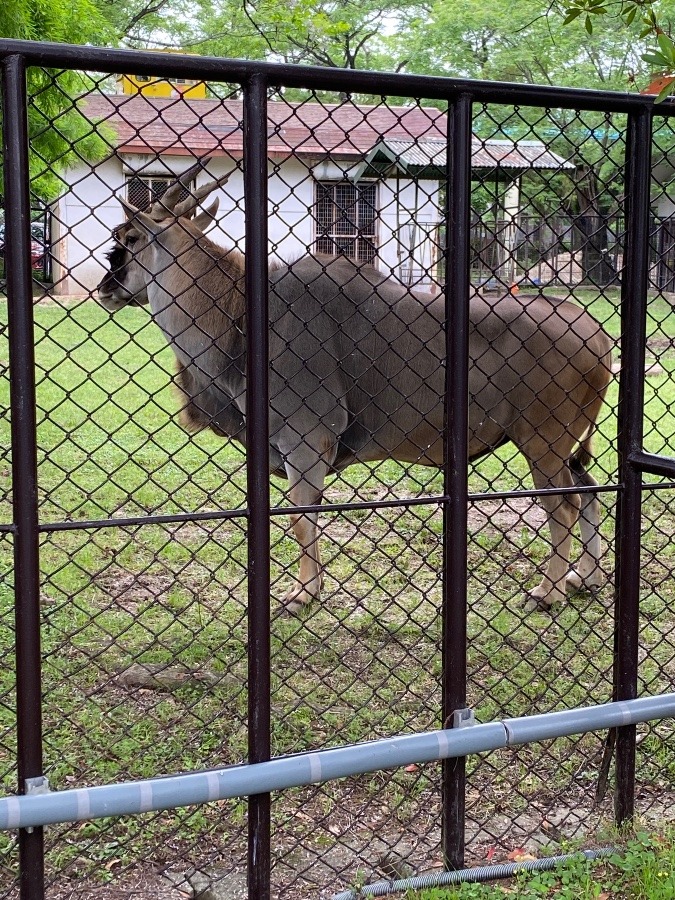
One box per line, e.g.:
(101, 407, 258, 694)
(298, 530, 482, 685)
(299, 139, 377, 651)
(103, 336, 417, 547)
(282, 597, 309, 616)
(565, 570, 605, 595)
(280, 587, 316, 616)
(521, 592, 556, 614)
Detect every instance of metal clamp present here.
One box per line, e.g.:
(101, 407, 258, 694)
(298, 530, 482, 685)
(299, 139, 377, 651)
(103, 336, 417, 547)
(25, 776, 50, 795)
(22, 777, 50, 833)
(452, 708, 476, 729)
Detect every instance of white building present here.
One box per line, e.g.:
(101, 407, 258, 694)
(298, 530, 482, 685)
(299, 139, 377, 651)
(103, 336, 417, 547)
(51, 93, 570, 296)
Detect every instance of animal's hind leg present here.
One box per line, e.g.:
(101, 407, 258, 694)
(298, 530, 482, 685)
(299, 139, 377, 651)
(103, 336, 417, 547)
(566, 466, 604, 594)
(524, 455, 580, 612)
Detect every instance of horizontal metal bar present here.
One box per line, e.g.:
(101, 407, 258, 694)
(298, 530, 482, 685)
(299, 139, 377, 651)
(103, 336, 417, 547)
(0, 38, 667, 112)
(1, 694, 673, 831)
(33, 482, 617, 533)
(629, 450, 675, 479)
(36, 507, 248, 533)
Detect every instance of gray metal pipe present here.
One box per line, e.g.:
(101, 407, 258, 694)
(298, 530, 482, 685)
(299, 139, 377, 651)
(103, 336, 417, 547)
(331, 848, 617, 899)
(1, 694, 674, 831)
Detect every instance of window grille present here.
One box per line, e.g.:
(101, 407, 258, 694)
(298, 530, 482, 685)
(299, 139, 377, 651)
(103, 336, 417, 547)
(125, 175, 192, 211)
(314, 181, 377, 262)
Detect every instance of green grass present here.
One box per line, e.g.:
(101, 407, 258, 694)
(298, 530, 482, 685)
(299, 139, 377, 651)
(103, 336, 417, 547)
(0, 291, 674, 893)
(412, 830, 675, 899)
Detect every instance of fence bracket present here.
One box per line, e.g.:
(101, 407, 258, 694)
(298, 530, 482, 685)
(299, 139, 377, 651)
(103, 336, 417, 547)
(25, 776, 50, 796)
(23, 777, 49, 834)
(452, 708, 475, 728)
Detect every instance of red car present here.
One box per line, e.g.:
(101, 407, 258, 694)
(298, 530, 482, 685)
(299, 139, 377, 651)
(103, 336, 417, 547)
(0, 223, 46, 271)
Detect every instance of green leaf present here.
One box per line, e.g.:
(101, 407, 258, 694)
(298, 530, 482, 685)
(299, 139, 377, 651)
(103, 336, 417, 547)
(642, 52, 670, 68)
(585, 14, 593, 34)
(655, 80, 675, 103)
(562, 9, 582, 25)
(623, 7, 636, 26)
(657, 32, 674, 59)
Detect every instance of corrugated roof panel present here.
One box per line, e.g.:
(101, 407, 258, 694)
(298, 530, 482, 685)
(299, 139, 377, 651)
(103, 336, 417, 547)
(368, 138, 573, 172)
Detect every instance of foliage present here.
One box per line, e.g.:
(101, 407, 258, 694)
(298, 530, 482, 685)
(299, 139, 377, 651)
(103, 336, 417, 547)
(186, 0, 422, 71)
(559, 0, 675, 100)
(411, 829, 675, 898)
(0, 2, 115, 201)
(393, 0, 643, 87)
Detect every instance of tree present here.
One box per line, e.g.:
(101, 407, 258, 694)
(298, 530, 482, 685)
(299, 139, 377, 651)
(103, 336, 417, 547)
(189, 0, 417, 71)
(557, 0, 675, 99)
(0, 1, 116, 200)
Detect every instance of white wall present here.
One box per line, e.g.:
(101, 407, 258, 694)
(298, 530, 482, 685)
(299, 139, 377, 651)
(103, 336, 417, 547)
(53, 153, 442, 295)
(377, 178, 442, 292)
(52, 157, 126, 295)
(653, 162, 675, 219)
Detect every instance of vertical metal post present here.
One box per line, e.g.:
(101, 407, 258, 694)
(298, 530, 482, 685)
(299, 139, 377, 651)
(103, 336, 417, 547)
(243, 73, 272, 900)
(614, 105, 652, 824)
(442, 93, 472, 870)
(2, 54, 45, 900)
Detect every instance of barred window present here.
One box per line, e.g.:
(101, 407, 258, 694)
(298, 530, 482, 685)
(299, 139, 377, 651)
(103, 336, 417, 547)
(314, 181, 377, 262)
(126, 175, 192, 211)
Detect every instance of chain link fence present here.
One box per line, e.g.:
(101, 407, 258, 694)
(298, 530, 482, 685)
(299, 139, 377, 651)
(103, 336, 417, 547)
(0, 43, 674, 900)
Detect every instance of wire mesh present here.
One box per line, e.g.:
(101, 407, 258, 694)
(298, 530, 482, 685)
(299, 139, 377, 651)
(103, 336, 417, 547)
(0, 47, 673, 900)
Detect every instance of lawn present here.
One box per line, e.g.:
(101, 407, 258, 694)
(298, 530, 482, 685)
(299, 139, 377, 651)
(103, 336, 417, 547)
(0, 289, 674, 898)
(411, 830, 675, 900)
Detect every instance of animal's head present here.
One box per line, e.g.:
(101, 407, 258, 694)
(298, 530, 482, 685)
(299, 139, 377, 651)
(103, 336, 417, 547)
(97, 163, 229, 312)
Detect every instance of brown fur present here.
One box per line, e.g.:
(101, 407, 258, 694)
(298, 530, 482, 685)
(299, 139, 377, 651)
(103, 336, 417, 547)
(98, 185, 613, 616)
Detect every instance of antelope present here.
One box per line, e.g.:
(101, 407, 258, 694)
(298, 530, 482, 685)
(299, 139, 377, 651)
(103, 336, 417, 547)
(98, 166, 613, 614)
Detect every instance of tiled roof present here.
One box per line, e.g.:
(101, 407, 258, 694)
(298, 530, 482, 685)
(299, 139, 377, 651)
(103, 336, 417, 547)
(82, 93, 447, 159)
(83, 94, 571, 173)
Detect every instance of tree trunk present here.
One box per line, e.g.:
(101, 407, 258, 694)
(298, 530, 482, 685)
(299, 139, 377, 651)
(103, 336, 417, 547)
(573, 164, 620, 287)
(574, 213, 618, 287)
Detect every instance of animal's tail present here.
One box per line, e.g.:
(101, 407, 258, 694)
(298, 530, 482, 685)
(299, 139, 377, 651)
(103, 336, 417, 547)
(570, 430, 595, 475)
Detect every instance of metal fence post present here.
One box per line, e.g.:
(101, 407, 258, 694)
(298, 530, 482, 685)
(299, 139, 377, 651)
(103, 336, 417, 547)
(442, 92, 472, 870)
(614, 104, 653, 825)
(2, 53, 45, 900)
(243, 72, 272, 900)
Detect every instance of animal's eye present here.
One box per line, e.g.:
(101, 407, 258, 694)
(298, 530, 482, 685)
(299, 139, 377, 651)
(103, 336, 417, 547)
(127, 235, 139, 247)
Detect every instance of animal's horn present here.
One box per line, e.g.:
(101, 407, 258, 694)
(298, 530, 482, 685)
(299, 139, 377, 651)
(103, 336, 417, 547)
(172, 171, 232, 219)
(149, 162, 204, 220)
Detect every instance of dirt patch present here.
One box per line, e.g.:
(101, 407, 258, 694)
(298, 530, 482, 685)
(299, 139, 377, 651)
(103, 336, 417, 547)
(115, 662, 222, 691)
(98, 569, 174, 612)
(468, 496, 546, 535)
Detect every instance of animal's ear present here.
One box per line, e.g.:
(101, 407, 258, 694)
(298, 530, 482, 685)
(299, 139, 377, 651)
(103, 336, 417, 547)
(119, 197, 140, 222)
(192, 197, 219, 232)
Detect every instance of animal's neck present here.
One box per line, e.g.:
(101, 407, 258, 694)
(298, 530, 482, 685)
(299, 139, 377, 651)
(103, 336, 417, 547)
(145, 235, 247, 372)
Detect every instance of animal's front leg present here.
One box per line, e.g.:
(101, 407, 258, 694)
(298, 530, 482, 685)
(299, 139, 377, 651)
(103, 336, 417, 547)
(280, 438, 331, 614)
(284, 509, 323, 613)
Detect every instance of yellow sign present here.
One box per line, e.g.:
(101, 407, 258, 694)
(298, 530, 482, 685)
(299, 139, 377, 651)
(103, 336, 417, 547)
(119, 73, 207, 99)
